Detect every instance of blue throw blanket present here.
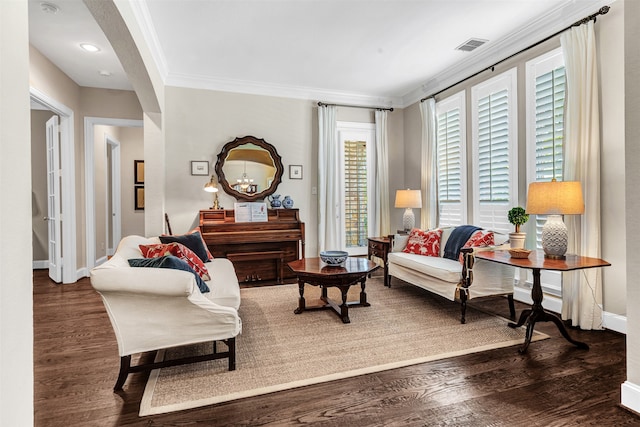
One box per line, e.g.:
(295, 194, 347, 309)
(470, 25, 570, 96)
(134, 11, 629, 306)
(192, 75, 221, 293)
(443, 225, 481, 261)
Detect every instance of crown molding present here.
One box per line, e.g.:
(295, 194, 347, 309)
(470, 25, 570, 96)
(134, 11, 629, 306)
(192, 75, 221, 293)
(131, 0, 614, 110)
(165, 72, 402, 108)
(401, 0, 615, 108)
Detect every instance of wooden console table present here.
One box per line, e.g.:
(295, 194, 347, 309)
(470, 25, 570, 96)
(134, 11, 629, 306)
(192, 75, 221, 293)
(199, 209, 305, 285)
(476, 250, 610, 353)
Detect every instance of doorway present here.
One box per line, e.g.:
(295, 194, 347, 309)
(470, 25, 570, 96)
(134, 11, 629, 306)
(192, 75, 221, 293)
(84, 117, 144, 269)
(30, 88, 76, 284)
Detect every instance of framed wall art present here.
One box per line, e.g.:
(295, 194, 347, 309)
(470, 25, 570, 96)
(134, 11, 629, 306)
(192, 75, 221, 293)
(135, 186, 145, 210)
(134, 160, 144, 184)
(289, 165, 302, 180)
(191, 161, 209, 176)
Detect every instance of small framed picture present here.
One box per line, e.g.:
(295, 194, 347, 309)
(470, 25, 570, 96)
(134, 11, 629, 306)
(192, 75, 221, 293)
(191, 161, 209, 176)
(134, 160, 144, 184)
(289, 165, 303, 180)
(134, 186, 145, 210)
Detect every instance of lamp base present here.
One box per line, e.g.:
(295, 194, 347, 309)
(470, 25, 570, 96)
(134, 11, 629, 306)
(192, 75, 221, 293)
(402, 208, 415, 231)
(544, 253, 566, 260)
(541, 214, 568, 259)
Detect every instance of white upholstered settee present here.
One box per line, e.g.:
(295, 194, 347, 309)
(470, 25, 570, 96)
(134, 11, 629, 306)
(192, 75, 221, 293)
(90, 235, 242, 390)
(387, 226, 516, 324)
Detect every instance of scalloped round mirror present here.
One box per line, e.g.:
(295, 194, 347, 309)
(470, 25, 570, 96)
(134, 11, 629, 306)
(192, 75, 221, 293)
(215, 136, 283, 202)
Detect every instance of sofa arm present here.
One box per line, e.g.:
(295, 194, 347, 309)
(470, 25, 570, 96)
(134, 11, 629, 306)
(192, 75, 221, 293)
(90, 264, 198, 297)
(459, 242, 511, 286)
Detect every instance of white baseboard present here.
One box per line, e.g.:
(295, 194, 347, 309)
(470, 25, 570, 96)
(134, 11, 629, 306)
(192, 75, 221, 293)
(32, 260, 48, 269)
(622, 381, 640, 415)
(76, 268, 89, 281)
(603, 311, 627, 334)
(513, 286, 627, 334)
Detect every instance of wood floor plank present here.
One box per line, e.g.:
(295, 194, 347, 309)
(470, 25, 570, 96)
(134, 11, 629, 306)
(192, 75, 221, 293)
(33, 269, 639, 426)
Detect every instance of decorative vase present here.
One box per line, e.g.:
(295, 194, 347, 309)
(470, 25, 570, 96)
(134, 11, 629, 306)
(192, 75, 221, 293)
(282, 195, 294, 209)
(509, 232, 526, 249)
(268, 194, 282, 208)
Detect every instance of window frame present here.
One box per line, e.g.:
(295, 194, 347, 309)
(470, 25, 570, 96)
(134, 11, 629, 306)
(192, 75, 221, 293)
(525, 48, 566, 296)
(435, 90, 467, 227)
(336, 121, 375, 256)
(470, 67, 519, 234)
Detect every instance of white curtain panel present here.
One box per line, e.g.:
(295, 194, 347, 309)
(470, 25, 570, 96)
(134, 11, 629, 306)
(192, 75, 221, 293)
(374, 109, 391, 236)
(420, 98, 438, 229)
(560, 20, 603, 330)
(317, 105, 341, 253)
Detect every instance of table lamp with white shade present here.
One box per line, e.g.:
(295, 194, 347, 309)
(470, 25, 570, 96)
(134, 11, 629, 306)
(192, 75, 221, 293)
(203, 175, 221, 209)
(394, 189, 422, 231)
(525, 179, 584, 259)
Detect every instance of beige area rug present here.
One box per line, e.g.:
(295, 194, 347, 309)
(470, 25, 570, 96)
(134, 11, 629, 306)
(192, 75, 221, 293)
(139, 278, 547, 416)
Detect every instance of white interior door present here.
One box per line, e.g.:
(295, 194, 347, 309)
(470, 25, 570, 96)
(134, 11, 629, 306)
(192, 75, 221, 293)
(46, 115, 62, 282)
(106, 137, 121, 256)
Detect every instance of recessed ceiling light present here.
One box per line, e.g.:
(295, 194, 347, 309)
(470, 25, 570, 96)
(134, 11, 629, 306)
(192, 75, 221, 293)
(40, 2, 59, 14)
(80, 43, 100, 53)
(99, 70, 112, 77)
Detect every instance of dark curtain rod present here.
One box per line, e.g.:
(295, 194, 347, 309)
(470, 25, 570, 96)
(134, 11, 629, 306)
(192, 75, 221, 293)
(317, 101, 394, 112)
(420, 5, 610, 103)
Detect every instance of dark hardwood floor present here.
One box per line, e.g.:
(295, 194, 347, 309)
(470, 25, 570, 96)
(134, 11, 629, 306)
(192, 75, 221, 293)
(33, 269, 638, 426)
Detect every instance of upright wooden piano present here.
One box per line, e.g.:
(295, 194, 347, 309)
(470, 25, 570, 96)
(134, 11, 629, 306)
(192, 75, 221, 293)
(199, 209, 305, 285)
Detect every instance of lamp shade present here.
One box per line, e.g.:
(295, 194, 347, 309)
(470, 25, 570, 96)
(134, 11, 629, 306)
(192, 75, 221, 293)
(526, 181, 584, 215)
(394, 189, 422, 209)
(204, 175, 219, 193)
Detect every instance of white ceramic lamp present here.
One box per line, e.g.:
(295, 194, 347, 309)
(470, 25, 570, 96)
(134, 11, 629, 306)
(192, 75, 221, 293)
(395, 189, 422, 231)
(204, 175, 220, 209)
(525, 180, 584, 259)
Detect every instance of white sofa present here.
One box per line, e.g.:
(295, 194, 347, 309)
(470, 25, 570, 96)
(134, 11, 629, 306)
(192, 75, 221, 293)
(387, 227, 516, 323)
(90, 235, 242, 390)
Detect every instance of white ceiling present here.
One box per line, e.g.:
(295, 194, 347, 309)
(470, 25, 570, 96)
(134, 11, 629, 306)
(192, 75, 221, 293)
(28, 0, 611, 107)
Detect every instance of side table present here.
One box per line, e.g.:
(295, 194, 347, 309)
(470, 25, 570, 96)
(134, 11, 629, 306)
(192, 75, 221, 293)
(476, 250, 610, 353)
(368, 237, 390, 286)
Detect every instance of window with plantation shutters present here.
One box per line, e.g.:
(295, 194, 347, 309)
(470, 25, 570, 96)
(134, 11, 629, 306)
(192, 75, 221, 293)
(343, 140, 368, 249)
(436, 91, 466, 226)
(337, 122, 375, 255)
(471, 68, 518, 233)
(526, 49, 565, 295)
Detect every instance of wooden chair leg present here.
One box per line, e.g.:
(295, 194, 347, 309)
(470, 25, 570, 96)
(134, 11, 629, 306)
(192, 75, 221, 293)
(507, 294, 516, 320)
(114, 355, 131, 391)
(459, 291, 468, 324)
(227, 337, 236, 371)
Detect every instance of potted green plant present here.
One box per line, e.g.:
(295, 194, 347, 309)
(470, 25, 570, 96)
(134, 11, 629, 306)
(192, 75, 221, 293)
(508, 206, 529, 249)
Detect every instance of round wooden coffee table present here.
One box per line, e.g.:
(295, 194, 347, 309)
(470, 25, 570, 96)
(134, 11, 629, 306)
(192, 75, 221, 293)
(287, 257, 378, 323)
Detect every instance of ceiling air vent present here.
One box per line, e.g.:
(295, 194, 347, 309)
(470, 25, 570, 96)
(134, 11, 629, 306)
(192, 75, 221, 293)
(456, 38, 488, 52)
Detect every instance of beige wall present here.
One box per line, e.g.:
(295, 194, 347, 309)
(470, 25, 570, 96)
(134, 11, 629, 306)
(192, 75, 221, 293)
(598, 2, 627, 318)
(400, 11, 627, 316)
(29, 45, 143, 272)
(31, 109, 56, 261)
(1, 0, 34, 424)
(624, 0, 640, 408)
(163, 87, 404, 256)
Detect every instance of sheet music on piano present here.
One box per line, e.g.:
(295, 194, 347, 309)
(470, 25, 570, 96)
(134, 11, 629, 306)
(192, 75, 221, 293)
(234, 202, 268, 222)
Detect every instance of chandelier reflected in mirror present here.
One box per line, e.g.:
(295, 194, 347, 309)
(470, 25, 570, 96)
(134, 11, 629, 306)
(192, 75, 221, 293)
(237, 161, 254, 191)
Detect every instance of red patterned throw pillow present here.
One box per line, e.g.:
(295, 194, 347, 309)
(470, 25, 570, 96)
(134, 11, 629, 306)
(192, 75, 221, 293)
(403, 228, 443, 257)
(139, 242, 211, 281)
(458, 230, 495, 263)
